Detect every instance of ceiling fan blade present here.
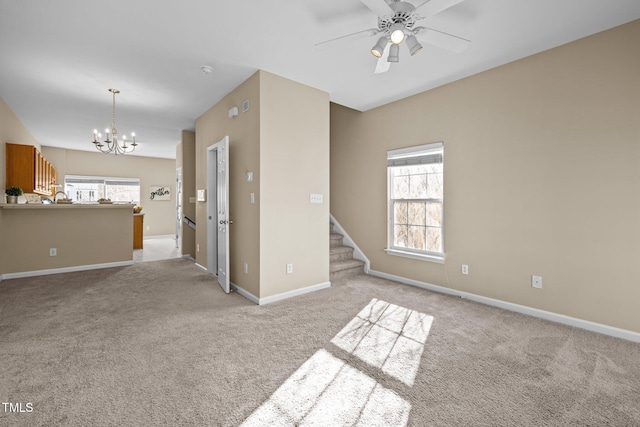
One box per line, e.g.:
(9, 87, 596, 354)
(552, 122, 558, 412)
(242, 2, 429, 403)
(417, 27, 470, 53)
(361, 0, 394, 17)
(413, 0, 465, 18)
(315, 28, 380, 49)
(374, 43, 391, 74)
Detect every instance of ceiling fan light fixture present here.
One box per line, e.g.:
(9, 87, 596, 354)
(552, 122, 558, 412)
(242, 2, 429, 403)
(390, 23, 406, 45)
(371, 37, 387, 58)
(406, 35, 423, 56)
(388, 43, 400, 62)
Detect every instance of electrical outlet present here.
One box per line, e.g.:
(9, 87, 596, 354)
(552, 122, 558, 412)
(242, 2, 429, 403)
(244, 263, 248, 274)
(286, 263, 294, 274)
(49, 248, 57, 256)
(196, 244, 200, 252)
(532, 275, 543, 289)
(146, 226, 150, 231)
(461, 264, 469, 275)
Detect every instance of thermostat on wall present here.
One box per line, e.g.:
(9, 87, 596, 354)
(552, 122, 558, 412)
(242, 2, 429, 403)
(197, 189, 206, 202)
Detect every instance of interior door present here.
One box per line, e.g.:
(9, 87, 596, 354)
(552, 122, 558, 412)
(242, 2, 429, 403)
(208, 136, 230, 293)
(176, 167, 182, 249)
(216, 136, 230, 293)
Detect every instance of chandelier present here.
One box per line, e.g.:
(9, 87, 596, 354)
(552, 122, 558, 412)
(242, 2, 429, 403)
(92, 88, 138, 155)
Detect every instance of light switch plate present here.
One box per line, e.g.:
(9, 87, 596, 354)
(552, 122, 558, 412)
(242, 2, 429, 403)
(310, 194, 323, 204)
(197, 189, 206, 202)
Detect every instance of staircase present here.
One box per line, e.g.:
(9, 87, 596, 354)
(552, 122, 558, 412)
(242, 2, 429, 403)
(330, 222, 365, 280)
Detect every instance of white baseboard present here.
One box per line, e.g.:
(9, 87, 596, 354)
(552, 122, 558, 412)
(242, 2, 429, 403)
(368, 269, 640, 343)
(230, 282, 259, 304)
(231, 281, 332, 306)
(144, 234, 176, 240)
(0, 261, 134, 281)
(194, 262, 208, 272)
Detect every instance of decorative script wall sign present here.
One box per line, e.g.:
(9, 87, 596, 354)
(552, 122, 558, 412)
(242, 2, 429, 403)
(149, 186, 171, 201)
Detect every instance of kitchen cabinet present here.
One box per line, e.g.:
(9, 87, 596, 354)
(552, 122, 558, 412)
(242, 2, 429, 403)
(133, 213, 144, 249)
(5, 143, 58, 196)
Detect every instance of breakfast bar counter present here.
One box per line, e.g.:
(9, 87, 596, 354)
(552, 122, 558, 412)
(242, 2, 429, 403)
(0, 203, 134, 278)
(0, 203, 133, 210)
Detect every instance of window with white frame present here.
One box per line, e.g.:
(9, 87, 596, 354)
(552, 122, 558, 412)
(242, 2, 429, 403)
(386, 142, 444, 262)
(64, 175, 140, 204)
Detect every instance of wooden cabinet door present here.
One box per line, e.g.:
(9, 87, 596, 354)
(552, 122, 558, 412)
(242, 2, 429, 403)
(5, 143, 56, 195)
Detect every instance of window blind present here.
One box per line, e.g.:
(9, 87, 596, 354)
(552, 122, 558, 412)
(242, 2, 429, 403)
(387, 142, 443, 167)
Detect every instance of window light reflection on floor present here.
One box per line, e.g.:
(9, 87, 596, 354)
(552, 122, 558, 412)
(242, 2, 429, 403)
(331, 299, 433, 386)
(241, 349, 411, 426)
(241, 299, 432, 426)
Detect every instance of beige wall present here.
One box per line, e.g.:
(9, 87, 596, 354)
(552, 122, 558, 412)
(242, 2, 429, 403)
(177, 130, 196, 257)
(330, 20, 640, 332)
(195, 70, 330, 299)
(1, 96, 40, 194)
(259, 71, 330, 297)
(195, 71, 261, 296)
(42, 146, 176, 236)
(0, 205, 132, 275)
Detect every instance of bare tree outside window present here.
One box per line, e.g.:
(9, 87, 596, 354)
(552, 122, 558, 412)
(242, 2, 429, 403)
(387, 143, 444, 260)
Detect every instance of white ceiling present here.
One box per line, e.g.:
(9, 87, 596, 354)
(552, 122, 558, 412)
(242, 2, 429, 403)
(1, 0, 639, 160)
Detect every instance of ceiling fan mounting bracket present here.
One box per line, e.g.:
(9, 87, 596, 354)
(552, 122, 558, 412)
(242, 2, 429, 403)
(376, 1, 417, 34)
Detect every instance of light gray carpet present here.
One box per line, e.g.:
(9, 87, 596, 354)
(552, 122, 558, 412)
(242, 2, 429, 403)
(0, 259, 638, 426)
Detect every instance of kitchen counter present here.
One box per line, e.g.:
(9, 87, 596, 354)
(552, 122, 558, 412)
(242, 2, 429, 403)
(0, 203, 133, 210)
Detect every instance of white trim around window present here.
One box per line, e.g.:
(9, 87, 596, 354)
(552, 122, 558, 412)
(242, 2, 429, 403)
(386, 142, 445, 263)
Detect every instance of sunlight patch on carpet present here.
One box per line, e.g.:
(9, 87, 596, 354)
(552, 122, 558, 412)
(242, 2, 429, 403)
(240, 349, 411, 426)
(331, 298, 433, 386)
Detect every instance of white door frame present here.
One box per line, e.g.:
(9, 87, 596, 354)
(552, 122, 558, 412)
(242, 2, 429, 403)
(175, 167, 182, 249)
(207, 136, 230, 293)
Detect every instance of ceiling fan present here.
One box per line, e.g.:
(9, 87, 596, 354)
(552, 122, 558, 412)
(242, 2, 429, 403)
(316, 0, 471, 74)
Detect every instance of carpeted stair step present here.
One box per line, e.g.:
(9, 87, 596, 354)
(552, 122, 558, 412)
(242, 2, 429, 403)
(330, 259, 365, 280)
(330, 232, 344, 248)
(330, 245, 355, 262)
